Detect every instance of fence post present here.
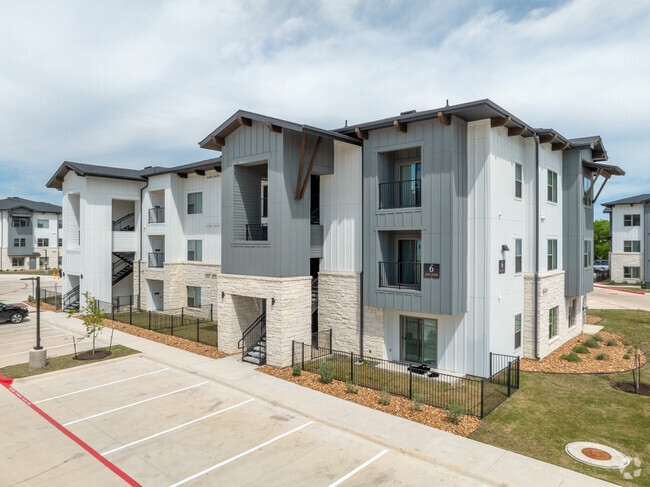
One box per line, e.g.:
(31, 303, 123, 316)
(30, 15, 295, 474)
(489, 352, 493, 377)
(409, 368, 413, 399)
(507, 361, 512, 396)
(171, 315, 174, 335)
(350, 352, 354, 382)
(196, 319, 199, 342)
(329, 329, 332, 352)
(301, 342, 305, 370)
(181, 307, 184, 326)
(210, 303, 213, 322)
(292, 341, 295, 368)
(148, 310, 151, 330)
(129, 303, 132, 325)
(480, 381, 485, 418)
(517, 358, 520, 389)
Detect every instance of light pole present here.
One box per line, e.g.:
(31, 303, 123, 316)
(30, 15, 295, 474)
(21, 276, 45, 368)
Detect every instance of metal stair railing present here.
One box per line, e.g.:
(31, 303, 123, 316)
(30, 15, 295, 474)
(238, 312, 266, 362)
(311, 277, 318, 313)
(112, 212, 135, 231)
(62, 285, 80, 309)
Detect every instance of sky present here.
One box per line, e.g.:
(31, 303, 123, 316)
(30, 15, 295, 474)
(0, 0, 648, 220)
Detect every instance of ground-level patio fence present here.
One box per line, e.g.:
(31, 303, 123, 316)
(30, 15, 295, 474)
(292, 335, 519, 418)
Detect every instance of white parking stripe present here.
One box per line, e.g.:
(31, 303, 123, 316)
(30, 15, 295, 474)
(34, 368, 171, 404)
(2, 334, 72, 346)
(63, 382, 209, 426)
(169, 421, 313, 487)
(103, 399, 255, 455)
(328, 449, 389, 487)
(0, 326, 56, 336)
(0, 340, 88, 358)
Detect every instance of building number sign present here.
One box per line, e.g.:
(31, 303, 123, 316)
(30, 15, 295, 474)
(423, 263, 440, 278)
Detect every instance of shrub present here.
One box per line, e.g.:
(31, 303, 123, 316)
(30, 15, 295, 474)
(345, 380, 359, 394)
(609, 280, 616, 285)
(595, 353, 609, 361)
(573, 345, 590, 354)
(446, 402, 465, 424)
(292, 364, 302, 376)
(592, 334, 603, 342)
(411, 393, 424, 411)
(378, 390, 391, 406)
(622, 280, 629, 285)
(626, 348, 633, 354)
(605, 338, 618, 347)
(623, 354, 631, 360)
(560, 352, 582, 362)
(623, 341, 632, 347)
(584, 338, 600, 349)
(318, 361, 335, 384)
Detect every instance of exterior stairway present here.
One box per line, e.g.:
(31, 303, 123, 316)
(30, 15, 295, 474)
(112, 252, 134, 285)
(62, 285, 80, 310)
(239, 312, 266, 365)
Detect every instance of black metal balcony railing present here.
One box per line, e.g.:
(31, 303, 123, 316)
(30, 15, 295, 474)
(148, 207, 165, 223)
(379, 261, 422, 290)
(378, 179, 421, 210)
(246, 224, 268, 241)
(148, 252, 165, 268)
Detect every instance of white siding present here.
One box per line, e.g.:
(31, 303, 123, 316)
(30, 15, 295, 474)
(611, 204, 644, 253)
(320, 141, 362, 273)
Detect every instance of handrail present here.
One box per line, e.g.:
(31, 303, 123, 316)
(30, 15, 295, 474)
(148, 207, 165, 223)
(112, 212, 135, 231)
(310, 207, 320, 224)
(238, 312, 265, 348)
(378, 178, 421, 209)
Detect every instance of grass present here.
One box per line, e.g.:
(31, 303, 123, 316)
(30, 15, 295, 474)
(0, 345, 139, 379)
(0, 270, 50, 275)
(471, 309, 650, 486)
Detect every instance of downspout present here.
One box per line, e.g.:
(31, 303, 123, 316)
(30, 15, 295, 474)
(533, 131, 541, 360)
(359, 143, 365, 361)
(138, 180, 149, 311)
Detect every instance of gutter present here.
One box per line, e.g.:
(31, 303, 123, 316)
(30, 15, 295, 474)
(533, 131, 541, 360)
(138, 180, 149, 310)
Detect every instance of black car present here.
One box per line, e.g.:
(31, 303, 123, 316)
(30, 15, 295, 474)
(0, 302, 29, 324)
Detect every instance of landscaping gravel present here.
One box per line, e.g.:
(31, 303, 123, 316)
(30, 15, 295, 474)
(520, 331, 646, 374)
(258, 365, 481, 437)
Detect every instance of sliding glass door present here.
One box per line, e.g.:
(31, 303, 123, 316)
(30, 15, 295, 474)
(398, 239, 421, 287)
(398, 162, 421, 207)
(400, 316, 437, 365)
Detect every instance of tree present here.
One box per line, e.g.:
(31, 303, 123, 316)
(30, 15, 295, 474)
(624, 310, 647, 393)
(67, 292, 105, 356)
(593, 219, 610, 261)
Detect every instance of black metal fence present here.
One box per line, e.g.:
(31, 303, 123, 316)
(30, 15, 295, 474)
(28, 289, 63, 310)
(95, 297, 218, 348)
(291, 338, 519, 418)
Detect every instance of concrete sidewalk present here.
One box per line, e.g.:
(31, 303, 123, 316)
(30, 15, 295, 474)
(39, 309, 614, 487)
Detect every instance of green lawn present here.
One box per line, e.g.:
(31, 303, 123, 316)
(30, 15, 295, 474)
(0, 345, 140, 379)
(471, 309, 650, 486)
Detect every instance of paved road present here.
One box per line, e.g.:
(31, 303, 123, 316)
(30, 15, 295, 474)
(587, 285, 650, 312)
(0, 273, 61, 304)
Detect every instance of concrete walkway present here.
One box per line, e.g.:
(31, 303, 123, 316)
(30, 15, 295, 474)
(35, 309, 614, 487)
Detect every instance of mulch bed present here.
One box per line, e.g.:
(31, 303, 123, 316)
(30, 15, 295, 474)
(24, 301, 60, 313)
(586, 314, 603, 325)
(520, 331, 646, 374)
(610, 382, 650, 397)
(258, 365, 481, 437)
(101, 318, 227, 360)
(74, 350, 112, 360)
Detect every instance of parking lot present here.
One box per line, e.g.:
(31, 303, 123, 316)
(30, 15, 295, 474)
(1, 354, 488, 487)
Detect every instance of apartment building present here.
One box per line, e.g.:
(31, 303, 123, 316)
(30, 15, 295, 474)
(0, 197, 62, 270)
(47, 99, 624, 375)
(603, 194, 650, 285)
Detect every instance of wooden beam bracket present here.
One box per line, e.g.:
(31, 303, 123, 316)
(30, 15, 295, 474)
(237, 116, 252, 127)
(507, 126, 527, 137)
(538, 133, 557, 144)
(295, 133, 307, 199)
(552, 141, 570, 151)
(210, 135, 225, 147)
(393, 120, 407, 133)
(267, 122, 282, 134)
(490, 116, 511, 128)
(355, 127, 369, 140)
(437, 111, 451, 126)
(297, 137, 323, 200)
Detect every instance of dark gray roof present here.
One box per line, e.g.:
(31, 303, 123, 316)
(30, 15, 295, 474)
(0, 197, 61, 213)
(602, 194, 650, 208)
(46, 158, 222, 190)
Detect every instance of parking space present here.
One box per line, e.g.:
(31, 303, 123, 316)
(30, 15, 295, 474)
(0, 320, 92, 367)
(5, 354, 486, 487)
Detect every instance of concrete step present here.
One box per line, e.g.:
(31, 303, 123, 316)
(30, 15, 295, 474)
(242, 355, 262, 365)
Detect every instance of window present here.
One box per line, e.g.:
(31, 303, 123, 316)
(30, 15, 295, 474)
(623, 240, 641, 252)
(398, 238, 422, 287)
(583, 240, 592, 268)
(187, 240, 203, 261)
(624, 267, 640, 279)
(624, 214, 641, 226)
(37, 238, 49, 247)
(261, 180, 268, 219)
(39, 257, 49, 268)
(58, 238, 63, 247)
(187, 192, 203, 214)
(547, 170, 558, 203)
(58, 219, 63, 229)
(13, 238, 26, 247)
(58, 256, 62, 266)
(547, 239, 558, 271)
(12, 257, 24, 267)
(549, 306, 558, 338)
(187, 286, 201, 308)
(515, 163, 522, 199)
(11, 217, 28, 227)
(568, 299, 576, 328)
(514, 314, 522, 350)
(37, 219, 49, 228)
(398, 161, 422, 208)
(515, 238, 523, 273)
(400, 316, 437, 365)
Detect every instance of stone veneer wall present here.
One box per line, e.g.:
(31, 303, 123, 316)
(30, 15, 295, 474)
(217, 273, 312, 368)
(610, 252, 644, 283)
(523, 270, 583, 359)
(132, 260, 220, 313)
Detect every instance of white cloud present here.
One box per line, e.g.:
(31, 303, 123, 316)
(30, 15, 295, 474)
(0, 0, 648, 218)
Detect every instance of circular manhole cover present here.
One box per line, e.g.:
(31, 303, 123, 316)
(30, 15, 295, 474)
(566, 442, 630, 469)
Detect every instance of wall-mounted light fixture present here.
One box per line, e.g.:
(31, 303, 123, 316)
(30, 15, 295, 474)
(272, 298, 275, 305)
(501, 245, 510, 252)
(221, 291, 225, 298)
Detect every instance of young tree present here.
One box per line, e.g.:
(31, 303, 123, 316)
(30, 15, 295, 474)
(67, 292, 105, 356)
(593, 219, 610, 261)
(625, 309, 647, 393)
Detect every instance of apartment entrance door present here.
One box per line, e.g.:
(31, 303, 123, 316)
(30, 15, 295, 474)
(29, 257, 36, 270)
(400, 316, 437, 365)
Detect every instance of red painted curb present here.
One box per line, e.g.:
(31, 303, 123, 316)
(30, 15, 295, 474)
(594, 285, 646, 295)
(0, 375, 141, 486)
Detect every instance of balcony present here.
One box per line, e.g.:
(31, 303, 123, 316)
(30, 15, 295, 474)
(148, 252, 165, 268)
(245, 224, 268, 241)
(148, 207, 165, 223)
(378, 179, 421, 210)
(379, 261, 421, 290)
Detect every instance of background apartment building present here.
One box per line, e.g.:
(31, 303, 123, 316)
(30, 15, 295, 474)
(47, 99, 623, 376)
(0, 197, 62, 271)
(603, 194, 650, 285)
